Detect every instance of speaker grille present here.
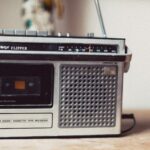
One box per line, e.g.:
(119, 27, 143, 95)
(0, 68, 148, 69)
(59, 64, 118, 128)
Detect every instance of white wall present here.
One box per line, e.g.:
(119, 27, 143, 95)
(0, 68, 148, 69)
(0, 0, 23, 29)
(0, 0, 150, 109)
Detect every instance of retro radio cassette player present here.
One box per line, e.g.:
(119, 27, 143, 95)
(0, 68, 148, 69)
(0, 29, 132, 138)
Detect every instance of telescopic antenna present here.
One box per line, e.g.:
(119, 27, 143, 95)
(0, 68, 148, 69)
(94, 0, 107, 37)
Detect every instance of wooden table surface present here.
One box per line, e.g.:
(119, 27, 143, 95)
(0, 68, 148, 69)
(0, 110, 149, 150)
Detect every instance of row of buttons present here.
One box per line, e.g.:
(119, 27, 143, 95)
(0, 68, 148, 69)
(0, 29, 73, 37)
(0, 29, 95, 38)
(0, 29, 51, 37)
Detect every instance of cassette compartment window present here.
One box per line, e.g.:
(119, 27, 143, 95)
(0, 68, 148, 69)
(0, 63, 54, 108)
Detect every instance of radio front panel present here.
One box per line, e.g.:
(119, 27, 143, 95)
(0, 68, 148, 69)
(0, 61, 123, 137)
(0, 32, 131, 138)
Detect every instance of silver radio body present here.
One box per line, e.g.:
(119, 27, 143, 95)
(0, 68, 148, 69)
(0, 30, 131, 138)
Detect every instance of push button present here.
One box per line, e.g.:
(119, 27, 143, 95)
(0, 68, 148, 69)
(3, 29, 15, 35)
(37, 31, 48, 36)
(26, 30, 37, 36)
(15, 30, 26, 36)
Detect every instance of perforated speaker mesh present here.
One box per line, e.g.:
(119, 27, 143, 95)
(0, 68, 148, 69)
(59, 64, 118, 128)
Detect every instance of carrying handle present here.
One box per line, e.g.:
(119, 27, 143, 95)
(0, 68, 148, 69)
(94, 0, 107, 37)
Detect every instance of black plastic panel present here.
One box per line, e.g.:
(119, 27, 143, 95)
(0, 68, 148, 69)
(0, 42, 118, 53)
(0, 63, 54, 108)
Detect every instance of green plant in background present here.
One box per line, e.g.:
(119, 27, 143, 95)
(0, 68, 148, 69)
(22, 0, 64, 35)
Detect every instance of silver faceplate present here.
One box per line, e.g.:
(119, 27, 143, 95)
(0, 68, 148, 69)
(0, 36, 126, 55)
(0, 60, 124, 138)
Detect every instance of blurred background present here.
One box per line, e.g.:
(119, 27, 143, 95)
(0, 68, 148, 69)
(0, 0, 149, 110)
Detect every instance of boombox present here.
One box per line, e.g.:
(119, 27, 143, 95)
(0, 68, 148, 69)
(0, 30, 132, 138)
